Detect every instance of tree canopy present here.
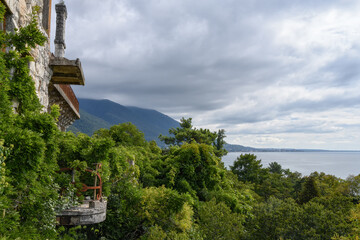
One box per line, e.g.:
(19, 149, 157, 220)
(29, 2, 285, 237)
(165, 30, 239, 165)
(159, 117, 228, 157)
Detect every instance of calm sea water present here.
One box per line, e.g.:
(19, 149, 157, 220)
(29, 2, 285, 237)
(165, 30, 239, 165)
(222, 152, 360, 179)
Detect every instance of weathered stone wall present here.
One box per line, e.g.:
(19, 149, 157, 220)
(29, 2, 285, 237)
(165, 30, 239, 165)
(48, 84, 79, 131)
(4, 0, 81, 131)
(4, 0, 52, 111)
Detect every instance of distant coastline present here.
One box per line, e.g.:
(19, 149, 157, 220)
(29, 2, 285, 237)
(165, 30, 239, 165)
(222, 151, 360, 179)
(225, 143, 360, 153)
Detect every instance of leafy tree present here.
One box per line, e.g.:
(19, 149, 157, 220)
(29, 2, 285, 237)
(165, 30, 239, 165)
(159, 142, 225, 200)
(197, 198, 245, 240)
(202, 170, 256, 215)
(247, 195, 356, 240)
(268, 161, 282, 174)
(140, 186, 193, 234)
(100, 182, 196, 240)
(346, 174, 360, 200)
(257, 172, 294, 200)
(298, 176, 320, 204)
(308, 171, 349, 197)
(159, 117, 227, 157)
(230, 154, 268, 185)
(93, 123, 164, 188)
(245, 197, 304, 240)
(285, 169, 303, 198)
(162, 117, 216, 146)
(99, 180, 145, 240)
(254, 163, 302, 200)
(213, 129, 228, 158)
(345, 203, 360, 238)
(301, 196, 354, 239)
(95, 122, 148, 147)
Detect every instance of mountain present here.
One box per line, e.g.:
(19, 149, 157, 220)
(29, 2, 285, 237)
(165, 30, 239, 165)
(68, 99, 339, 152)
(68, 98, 180, 144)
(224, 144, 258, 152)
(224, 143, 332, 152)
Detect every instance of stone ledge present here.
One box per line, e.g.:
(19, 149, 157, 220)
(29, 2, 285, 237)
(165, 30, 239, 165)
(56, 200, 107, 225)
(49, 56, 85, 85)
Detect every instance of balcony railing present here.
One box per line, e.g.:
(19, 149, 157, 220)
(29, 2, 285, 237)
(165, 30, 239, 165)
(56, 163, 107, 225)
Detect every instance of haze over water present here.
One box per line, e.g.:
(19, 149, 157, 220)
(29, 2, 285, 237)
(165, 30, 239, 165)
(222, 152, 360, 179)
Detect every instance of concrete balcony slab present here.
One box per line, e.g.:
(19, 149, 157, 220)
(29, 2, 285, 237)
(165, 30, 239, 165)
(56, 199, 107, 225)
(49, 57, 85, 85)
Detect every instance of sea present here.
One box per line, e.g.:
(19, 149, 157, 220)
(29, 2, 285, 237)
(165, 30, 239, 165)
(221, 151, 360, 179)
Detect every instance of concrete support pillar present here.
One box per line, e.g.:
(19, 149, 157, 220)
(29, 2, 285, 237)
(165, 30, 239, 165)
(54, 1, 67, 58)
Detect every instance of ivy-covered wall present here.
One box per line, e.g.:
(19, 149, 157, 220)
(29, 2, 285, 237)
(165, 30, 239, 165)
(5, 0, 53, 110)
(4, 0, 82, 132)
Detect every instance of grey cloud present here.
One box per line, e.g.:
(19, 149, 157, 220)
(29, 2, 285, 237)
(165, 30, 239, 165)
(321, 54, 360, 86)
(280, 96, 360, 114)
(212, 93, 360, 126)
(227, 125, 339, 135)
(53, 0, 360, 149)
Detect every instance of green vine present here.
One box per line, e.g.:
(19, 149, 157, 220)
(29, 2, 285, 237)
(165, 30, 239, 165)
(3, 6, 47, 114)
(0, 140, 11, 194)
(0, 5, 12, 126)
(0, 3, 60, 239)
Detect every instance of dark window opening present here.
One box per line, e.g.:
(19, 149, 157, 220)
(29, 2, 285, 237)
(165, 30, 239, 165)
(42, 0, 51, 36)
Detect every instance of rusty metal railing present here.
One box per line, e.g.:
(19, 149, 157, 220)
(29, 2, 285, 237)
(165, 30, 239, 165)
(59, 163, 103, 200)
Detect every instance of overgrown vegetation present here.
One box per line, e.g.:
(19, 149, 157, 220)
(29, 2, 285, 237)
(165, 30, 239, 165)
(1, 3, 360, 239)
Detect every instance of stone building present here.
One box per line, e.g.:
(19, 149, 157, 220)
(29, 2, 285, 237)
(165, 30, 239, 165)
(1, 2, 108, 225)
(1, 0, 84, 131)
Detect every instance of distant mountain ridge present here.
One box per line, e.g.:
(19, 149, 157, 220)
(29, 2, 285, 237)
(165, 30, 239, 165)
(225, 144, 332, 152)
(68, 98, 180, 144)
(68, 99, 353, 152)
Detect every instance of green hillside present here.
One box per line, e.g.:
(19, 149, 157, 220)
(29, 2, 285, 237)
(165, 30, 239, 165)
(68, 98, 180, 144)
(68, 109, 112, 134)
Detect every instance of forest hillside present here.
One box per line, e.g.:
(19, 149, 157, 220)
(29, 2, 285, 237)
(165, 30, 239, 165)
(68, 98, 180, 145)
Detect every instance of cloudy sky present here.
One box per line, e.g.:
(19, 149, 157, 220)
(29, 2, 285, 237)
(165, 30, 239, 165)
(51, 0, 360, 150)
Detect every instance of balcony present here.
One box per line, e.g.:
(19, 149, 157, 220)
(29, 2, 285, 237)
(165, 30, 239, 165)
(49, 57, 85, 85)
(56, 163, 107, 225)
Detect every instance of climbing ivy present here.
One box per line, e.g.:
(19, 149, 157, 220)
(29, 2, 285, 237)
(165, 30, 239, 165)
(0, 3, 60, 239)
(0, 5, 12, 127)
(3, 6, 47, 114)
(0, 140, 10, 194)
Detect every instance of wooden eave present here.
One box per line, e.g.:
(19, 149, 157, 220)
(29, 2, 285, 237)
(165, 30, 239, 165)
(49, 57, 85, 85)
(52, 84, 80, 119)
